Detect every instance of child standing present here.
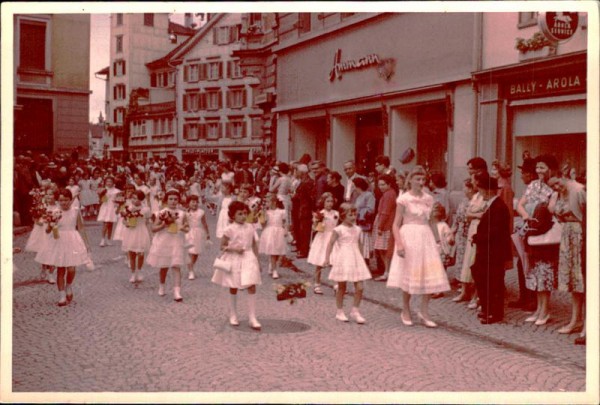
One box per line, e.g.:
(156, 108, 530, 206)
(66, 177, 81, 210)
(112, 184, 134, 247)
(26, 188, 58, 282)
(211, 201, 262, 330)
(35, 189, 90, 306)
(325, 203, 372, 323)
(215, 182, 234, 239)
(121, 190, 152, 283)
(307, 192, 339, 295)
(431, 203, 456, 299)
(146, 190, 190, 301)
(78, 171, 96, 218)
(97, 176, 121, 247)
(258, 193, 288, 279)
(185, 195, 210, 280)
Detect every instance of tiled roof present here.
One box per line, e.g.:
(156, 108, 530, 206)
(146, 35, 194, 69)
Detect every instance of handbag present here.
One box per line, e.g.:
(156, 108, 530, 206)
(213, 255, 232, 273)
(528, 221, 562, 246)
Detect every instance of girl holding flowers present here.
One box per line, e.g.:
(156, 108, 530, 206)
(258, 193, 288, 279)
(307, 192, 339, 295)
(26, 188, 59, 282)
(146, 189, 190, 302)
(97, 176, 121, 247)
(185, 195, 210, 280)
(121, 190, 152, 283)
(35, 188, 90, 306)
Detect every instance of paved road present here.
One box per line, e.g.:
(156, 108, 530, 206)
(8, 211, 591, 399)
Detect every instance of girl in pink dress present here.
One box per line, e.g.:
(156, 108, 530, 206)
(185, 195, 210, 280)
(307, 192, 339, 295)
(120, 190, 152, 284)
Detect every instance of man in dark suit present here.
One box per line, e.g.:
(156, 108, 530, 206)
(291, 164, 315, 259)
(471, 173, 513, 324)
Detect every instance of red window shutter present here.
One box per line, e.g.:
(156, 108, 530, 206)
(242, 121, 247, 138)
(184, 66, 189, 82)
(242, 89, 247, 107)
(226, 61, 231, 79)
(226, 90, 231, 108)
(183, 94, 188, 111)
(122, 61, 126, 75)
(199, 63, 206, 81)
(225, 122, 231, 138)
(213, 28, 218, 44)
(219, 123, 223, 138)
(183, 124, 189, 140)
(218, 62, 223, 79)
(113, 86, 117, 100)
(218, 91, 223, 108)
(199, 123, 206, 139)
(150, 73, 157, 87)
(199, 93, 206, 110)
(113, 62, 117, 76)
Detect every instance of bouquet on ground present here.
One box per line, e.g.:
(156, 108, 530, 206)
(43, 209, 62, 239)
(312, 211, 325, 232)
(274, 281, 311, 304)
(121, 206, 144, 227)
(159, 210, 182, 233)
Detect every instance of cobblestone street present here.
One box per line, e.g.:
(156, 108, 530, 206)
(7, 212, 590, 402)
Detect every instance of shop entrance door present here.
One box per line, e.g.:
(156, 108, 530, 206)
(355, 111, 383, 176)
(417, 102, 448, 175)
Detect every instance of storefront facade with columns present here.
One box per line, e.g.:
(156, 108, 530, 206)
(273, 12, 480, 187)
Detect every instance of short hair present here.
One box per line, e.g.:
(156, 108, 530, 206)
(133, 190, 146, 201)
(378, 173, 395, 186)
(467, 157, 488, 172)
(535, 154, 559, 172)
(318, 192, 335, 209)
(239, 183, 254, 195)
(492, 160, 513, 179)
(375, 155, 390, 167)
(164, 189, 180, 201)
(228, 200, 249, 219)
(328, 171, 342, 183)
(58, 188, 73, 200)
(432, 202, 447, 221)
(352, 177, 369, 191)
(338, 203, 357, 222)
(407, 165, 427, 181)
(277, 162, 290, 175)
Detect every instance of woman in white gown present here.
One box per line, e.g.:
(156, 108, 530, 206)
(387, 166, 450, 328)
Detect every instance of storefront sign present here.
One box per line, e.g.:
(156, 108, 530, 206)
(539, 12, 579, 42)
(506, 71, 585, 99)
(329, 49, 395, 81)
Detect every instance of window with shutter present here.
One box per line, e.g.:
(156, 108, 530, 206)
(150, 73, 157, 87)
(183, 94, 188, 111)
(199, 63, 207, 81)
(199, 93, 206, 110)
(251, 117, 262, 138)
(20, 20, 46, 70)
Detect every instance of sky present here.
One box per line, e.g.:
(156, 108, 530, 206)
(88, 13, 192, 123)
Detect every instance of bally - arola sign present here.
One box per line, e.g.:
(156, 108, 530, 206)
(329, 49, 395, 81)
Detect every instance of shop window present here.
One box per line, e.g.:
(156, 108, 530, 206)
(113, 60, 126, 76)
(113, 84, 126, 100)
(228, 59, 242, 79)
(518, 12, 538, 28)
(227, 119, 246, 139)
(19, 19, 47, 70)
(116, 13, 123, 26)
(227, 88, 246, 109)
(144, 13, 154, 27)
(207, 61, 223, 80)
(206, 90, 222, 110)
(116, 35, 123, 53)
(297, 13, 311, 34)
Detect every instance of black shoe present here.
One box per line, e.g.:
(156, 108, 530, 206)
(574, 336, 586, 345)
(480, 316, 502, 325)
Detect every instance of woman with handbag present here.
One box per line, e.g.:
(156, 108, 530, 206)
(548, 175, 586, 334)
(516, 155, 559, 325)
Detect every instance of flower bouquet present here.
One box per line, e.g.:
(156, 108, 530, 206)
(257, 210, 267, 226)
(43, 209, 62, 239)
(274, 281, 311, 304)
(159, 210, 180, 233)
(98, 187, 108, 203)
(312, 211, 325, 232)
(114, 192, 126, 214)
(121, 206, 144, 227)
(29, 202, 47, 226)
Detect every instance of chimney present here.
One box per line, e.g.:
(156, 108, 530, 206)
(184, 13, 193, 28)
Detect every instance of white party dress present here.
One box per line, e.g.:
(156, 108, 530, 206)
(386, 191, 450, 294)
(258, 208, 288, 255)
(307, 209, 339, 267)
(215, 195, 233, 238)
(97, 187, 121, 222)
(185, 208, 207, 255)
(78, 179, 97, 206)
(146, 208, 188, 268)
(120, 205, 151, 253)
(35, 206, 88, 267)
(328, 224, 372, 282)
(211, 222, 262, 289)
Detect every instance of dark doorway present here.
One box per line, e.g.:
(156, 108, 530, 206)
(356, 111, 383, 176)
(417, 103, 448, 175)
(15, 97, 53, 154)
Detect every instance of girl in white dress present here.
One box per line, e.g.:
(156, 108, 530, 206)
(97, 176, 121, 246)
(66, 177, 81, 210)
(35, 188, 90, 306)
(387, 166, 450, 328)
(78, 171, 96, 218)
(112, 184, 134, 245)
(89, 169, 103, 217)
(121, 190, 152, 283)
(185, 195, 210, 280)
(307, 193, 339, 295)
(211, 201, 262, 330)
(215, 182, 234, 239)
(148, 176, 163, 214)
(258, 193, 288, 279)
(325, 203, 372, 324)
(26, 189, 58, 282)
(146, 189, 190, 302)
(133, 172, 151, 208)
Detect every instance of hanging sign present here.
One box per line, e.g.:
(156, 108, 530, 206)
(539, 12, 579, 42)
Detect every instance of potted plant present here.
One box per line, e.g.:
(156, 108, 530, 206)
(515, 31, 556, 60)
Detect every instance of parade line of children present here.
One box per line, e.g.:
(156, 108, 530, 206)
(24, 168, 452, 330)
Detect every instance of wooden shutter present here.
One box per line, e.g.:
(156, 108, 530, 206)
(184, 65, 189, 82)
(218, 62, 223, 79)
(226, 61, 231, 79)
(113, 62, 117, 76)
(199, 123, 206, 139)
(183, 94, 188, 111)
(225, 122, 231, 139)
(218, 91, 223, 108)
(219, 122, 223, 138)
(213, 27, 218, 44)
(150, 73, 157, 87)
(183, 124, 189, 140)
(122, 61, 126, 75)
(241, 121, 247, 138)
(226, 90, 231, 108)
(199, 63, 207, 81)
(113, 86, 117, 100)
(252, 117, 262, 138)
(199, 93, 206, 110)
(242, 89, 247, 107)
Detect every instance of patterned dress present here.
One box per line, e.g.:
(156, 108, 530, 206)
(459, 192, 486, 283)
(452, 198, 469, 276)
(554, 188, 585, 293)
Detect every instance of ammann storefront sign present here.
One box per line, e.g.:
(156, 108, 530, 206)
(328, 49, 395, 81)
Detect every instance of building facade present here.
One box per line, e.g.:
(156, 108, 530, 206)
(474, 12, 587, 197)
(273, 12, 479, 188)
(14, 14, 91, 155)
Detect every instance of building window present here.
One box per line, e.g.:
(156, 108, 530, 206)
(19, 20, 46, 70)
(144, 13, 154, 27)
(206, 90, 222, 110)
(116, 35, 123, 53)
(228, 59, 242, 79)
(184, 91, 205, 112)
(184, 122, 205, 141)
(151, 71, 175, 88)
(206, 121, 221, 140)
(116, 13, 123, 26)
(207, 61, 222, 80)
(214, 25, 240, 45)
(251, 117, 262, 139)
(227, 119, 246, 139)
(297, 13, 311, 34)
(132, 120, 146, 136)
(184, 64, 206, 82)
(113, 60, 126, 76)
(227, 88, 246, 109)
(113, 107, 125, 124)
(518, 12, 538, 28)
(113, 84, 126, 100)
